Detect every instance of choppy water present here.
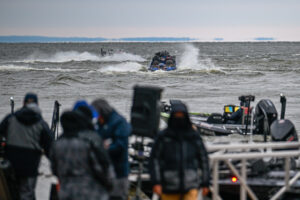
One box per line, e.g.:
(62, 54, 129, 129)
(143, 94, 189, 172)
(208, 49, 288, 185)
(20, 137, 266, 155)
(1, 42, 300, 130)
(1, 42, 300, 198)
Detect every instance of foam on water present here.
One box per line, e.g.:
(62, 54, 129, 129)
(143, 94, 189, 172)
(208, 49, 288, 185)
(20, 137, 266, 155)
(24, 51, 100, 63)
(99, 52, 146, 62)
(0, 64, 79, 72)
(177, 44, 220, 72)
(97, 62, 143, 73)
(0, 64, 34, 71)
(22, 51, 145, 63)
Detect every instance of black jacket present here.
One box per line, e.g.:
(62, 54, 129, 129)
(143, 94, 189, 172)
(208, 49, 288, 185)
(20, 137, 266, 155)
(50, 111, 114, 199)
(149, 128, 210, 193)
(0, 105, 53, 177)
(50, 131, 114, 195)
(149, 102, 210, 193)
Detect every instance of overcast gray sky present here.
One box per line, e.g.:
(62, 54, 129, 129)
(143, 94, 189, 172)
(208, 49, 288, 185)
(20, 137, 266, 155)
(1, 0, 300, 41)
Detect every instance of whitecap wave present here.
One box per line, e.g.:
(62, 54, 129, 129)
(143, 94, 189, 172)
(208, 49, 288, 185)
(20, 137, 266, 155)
(22, 51, 145, 63)
(97, 62, 143, 73)
(99, 52, 146, 62)
(24, 51, 100, 63)
(0, 64, 79, 72)
(177, 44, 220, 72)
(0, 64, 34, 71)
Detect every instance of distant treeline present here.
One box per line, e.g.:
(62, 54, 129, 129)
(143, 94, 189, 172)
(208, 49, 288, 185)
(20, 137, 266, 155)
(0, 36, 196, 43)
(0, 36, 276, 43)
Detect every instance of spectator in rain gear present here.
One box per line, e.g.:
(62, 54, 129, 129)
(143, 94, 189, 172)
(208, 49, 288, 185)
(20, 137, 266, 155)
(149, 101, 210, 200)
(72, 100, 99, 125)
(92, 98, 131, 200)
(50, 109, 114, 200)
(0, 92, 54, 200)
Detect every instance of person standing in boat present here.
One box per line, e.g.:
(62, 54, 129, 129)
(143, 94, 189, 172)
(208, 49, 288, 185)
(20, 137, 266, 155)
(149, 101, 210, 200)
(0, 92, 54, 200)
(92, 98, 131, 200)
(225, 101, 250, 124)
(50, 108, 114, 200)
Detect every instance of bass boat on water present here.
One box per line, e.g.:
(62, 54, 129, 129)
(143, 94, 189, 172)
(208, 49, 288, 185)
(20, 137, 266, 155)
(161, 94, 295, 140)
(148, 51, 176, 71)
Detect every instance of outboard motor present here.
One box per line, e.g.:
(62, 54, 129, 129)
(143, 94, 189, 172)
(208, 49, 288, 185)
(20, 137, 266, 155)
(270, 119, 298, 142)
(270, 94, 298, 142)
(207, 113, 224, 124)
(254, 99, 278, 139)
(269, 119, 298, 171)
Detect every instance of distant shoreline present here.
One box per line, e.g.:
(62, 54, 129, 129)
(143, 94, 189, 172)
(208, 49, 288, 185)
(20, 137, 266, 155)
(0, 36, 194, 43)
(0, 36, 292, 43)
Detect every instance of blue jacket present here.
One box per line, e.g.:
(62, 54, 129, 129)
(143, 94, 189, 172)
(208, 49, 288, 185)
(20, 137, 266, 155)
(97, 110, 131, 178)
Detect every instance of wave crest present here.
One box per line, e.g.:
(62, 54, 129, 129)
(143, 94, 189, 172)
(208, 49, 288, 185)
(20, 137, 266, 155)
(0, 64, 79, 72)
(22, 51, 145, 63)
(177, 44, 220, 72)
(97, 62, 143, 73)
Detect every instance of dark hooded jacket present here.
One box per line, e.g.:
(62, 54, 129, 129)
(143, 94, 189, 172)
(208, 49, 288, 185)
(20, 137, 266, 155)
(92, 99, 131, 178)
(50, 111, 114, 200)
(0, 104, 53, 177)
(149, 102, 210, 193)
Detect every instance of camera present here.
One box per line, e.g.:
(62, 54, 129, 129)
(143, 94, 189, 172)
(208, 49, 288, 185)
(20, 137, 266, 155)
(239, 95, 255, 103)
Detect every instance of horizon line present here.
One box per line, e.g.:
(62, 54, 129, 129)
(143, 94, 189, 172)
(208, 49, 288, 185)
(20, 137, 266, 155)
(1, 35, 299, 42)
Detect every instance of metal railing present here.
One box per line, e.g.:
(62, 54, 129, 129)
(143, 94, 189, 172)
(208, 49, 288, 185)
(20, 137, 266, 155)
(206, 141, 300, 200)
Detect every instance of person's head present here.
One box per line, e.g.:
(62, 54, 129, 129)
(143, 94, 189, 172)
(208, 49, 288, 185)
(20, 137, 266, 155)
(168, 101, 192, 131)
(166, 59, 173, 66)
(60, 110, 94, 136)
(153, 60, 159, 66)
(158, 63, 165, 69)
(91, 99, 113, 124)
(73, 100, 98, 122)
(24, 92, 38, 106)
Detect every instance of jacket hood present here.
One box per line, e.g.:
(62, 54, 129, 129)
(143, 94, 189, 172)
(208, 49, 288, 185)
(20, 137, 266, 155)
(15, 103, 42, 125)
(73, 100, 99, 120)
(24, 93, 38, 105)
(91, 99, 113, 121)
(168, 102, 192, 132)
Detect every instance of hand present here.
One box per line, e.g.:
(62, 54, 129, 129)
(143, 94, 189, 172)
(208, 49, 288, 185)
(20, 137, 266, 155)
(153, 184, 162, 195)
(192, 124, 198, 131)
(202, 187, 210, 197)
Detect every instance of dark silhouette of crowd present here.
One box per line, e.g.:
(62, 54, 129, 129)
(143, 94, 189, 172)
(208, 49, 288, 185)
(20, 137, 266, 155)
(0, 92, 210, 200)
